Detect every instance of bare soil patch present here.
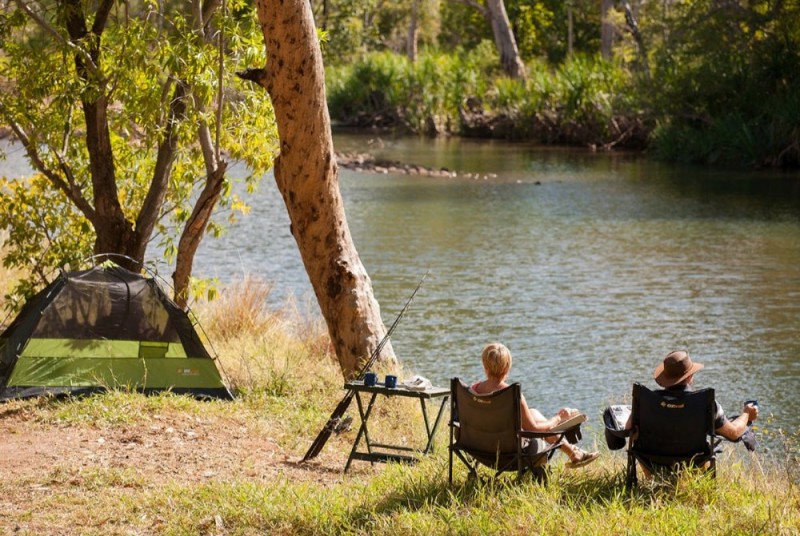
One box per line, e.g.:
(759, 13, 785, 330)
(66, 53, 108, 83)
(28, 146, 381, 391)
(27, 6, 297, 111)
(0, 407, 353, 488)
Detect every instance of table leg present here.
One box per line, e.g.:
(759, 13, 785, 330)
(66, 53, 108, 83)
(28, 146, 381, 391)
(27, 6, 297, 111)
(421, 395, 450, 454)
(344, 391, 379, 473)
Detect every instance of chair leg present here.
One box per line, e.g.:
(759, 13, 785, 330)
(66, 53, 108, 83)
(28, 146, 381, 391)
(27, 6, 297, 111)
(533, 466, 548, 485)
(448, 447, 453, 486)
(452, 450, 480, 484)
(626, 453, 637, 489)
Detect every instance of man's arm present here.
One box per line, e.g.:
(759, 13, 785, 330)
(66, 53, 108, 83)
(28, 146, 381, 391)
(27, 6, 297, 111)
(716, 404, 758, 441)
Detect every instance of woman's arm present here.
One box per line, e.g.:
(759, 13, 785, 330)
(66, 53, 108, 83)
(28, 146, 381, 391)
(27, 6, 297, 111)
(519, 395, 573, 432)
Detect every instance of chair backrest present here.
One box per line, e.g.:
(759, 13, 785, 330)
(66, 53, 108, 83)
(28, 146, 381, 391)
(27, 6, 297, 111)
(630, 382, 715, 458)
(451, 378, 520, 454)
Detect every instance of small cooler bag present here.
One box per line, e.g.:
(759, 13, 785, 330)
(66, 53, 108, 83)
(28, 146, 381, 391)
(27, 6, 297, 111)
(603, 404, 631, 450)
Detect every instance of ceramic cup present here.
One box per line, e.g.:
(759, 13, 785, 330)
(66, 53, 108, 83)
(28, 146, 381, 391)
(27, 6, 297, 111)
(384, 374, 397, 388)
(363, 372, 377, 386)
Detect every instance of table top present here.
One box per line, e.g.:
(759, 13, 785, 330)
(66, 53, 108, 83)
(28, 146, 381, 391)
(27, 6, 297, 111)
(345, 380, 450, 399)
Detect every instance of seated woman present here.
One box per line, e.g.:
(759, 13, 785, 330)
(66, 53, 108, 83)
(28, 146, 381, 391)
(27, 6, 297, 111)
(471, 342, 599, 468)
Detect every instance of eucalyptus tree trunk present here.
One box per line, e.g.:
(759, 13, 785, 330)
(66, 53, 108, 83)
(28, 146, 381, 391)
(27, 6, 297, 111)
(407, 0, 419, 62)
(60, 0, 140, 271)
(486, 0, 526, 79)
(454, 0, 526, 80)
(248, 0, 395, 376)
(601, 0, 614, 60)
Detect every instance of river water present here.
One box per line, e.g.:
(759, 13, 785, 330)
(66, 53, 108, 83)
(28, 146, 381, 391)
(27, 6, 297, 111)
(3, 134, 800, 449)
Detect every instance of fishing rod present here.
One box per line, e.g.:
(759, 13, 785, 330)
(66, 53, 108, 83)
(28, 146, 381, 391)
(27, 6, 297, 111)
(300, 271, 429, 462)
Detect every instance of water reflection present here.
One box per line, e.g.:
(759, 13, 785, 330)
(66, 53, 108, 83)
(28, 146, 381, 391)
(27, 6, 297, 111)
(3, 134, 799, 448)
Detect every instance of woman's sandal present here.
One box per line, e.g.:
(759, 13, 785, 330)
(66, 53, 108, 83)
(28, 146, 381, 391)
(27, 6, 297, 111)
(565, 447, 600, 469)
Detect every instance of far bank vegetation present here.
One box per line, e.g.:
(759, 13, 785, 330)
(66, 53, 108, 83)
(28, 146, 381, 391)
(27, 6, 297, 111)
(321, 0, 800, 169)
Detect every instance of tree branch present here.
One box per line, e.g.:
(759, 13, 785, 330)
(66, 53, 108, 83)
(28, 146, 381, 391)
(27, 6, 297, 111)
(236, 68, 268, 88)
(11, 0, 100, 77)
(91, 0, 116, 35)
(449, 0, 488, 18)
(0, 106, 97, 222)
(172, 162, 227, 308)
(135, 81, 187, 248)
(202, 0, 221, 31)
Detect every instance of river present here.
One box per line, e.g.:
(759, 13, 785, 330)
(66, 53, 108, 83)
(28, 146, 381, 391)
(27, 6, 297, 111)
(3, 134, 800, 452)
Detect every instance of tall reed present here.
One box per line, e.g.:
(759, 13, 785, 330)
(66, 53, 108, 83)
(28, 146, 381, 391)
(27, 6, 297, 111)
(326, 49, 641, 147)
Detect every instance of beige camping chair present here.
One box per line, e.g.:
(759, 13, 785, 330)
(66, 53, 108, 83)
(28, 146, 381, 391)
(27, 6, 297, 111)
(448, 378, 582, 484)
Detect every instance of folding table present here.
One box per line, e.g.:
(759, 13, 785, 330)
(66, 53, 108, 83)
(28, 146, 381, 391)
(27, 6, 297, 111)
(343, 380, 450, 473)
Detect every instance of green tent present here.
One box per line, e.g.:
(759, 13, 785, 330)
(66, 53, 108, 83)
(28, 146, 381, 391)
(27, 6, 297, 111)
(0, 264, 232, 400)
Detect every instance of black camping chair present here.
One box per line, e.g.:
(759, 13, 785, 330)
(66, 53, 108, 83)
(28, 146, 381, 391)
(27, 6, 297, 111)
(626, 382, 717, 487)
(448, 378, 582, 485)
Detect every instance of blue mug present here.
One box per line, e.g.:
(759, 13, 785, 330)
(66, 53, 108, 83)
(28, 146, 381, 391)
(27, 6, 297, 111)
(384, 374, 397, 389)
(363, 372, 377, 386)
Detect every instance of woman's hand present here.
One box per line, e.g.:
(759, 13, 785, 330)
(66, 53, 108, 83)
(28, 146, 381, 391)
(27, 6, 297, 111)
(557, 407, 578, 422)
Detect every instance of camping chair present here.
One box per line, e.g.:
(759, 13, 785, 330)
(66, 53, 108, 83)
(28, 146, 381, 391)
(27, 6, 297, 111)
(448, 378, 582, 485)
(626, 382, 717, 487)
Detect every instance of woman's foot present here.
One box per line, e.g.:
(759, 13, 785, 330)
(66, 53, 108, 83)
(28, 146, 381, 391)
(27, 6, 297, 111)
(565, 447, 599, 469)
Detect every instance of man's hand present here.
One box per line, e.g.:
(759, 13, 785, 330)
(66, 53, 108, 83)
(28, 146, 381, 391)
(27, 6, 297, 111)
(744, 403, 759, 422)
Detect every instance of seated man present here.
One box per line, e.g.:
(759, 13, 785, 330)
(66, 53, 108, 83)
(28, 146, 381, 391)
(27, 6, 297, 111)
(624, 350, 759, 442)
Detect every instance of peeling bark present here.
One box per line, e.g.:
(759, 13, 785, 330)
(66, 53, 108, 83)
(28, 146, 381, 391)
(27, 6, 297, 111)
(251, 0, 395, 376)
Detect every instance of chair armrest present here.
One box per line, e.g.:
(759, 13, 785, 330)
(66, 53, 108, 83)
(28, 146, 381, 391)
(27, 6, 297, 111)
(550, 413, 587, 432)
(519, 430, 559, 439)
(520, 422, 584, 444)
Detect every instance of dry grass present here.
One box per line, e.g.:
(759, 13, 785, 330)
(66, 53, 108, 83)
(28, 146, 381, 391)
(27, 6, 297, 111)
(195, 276, 339, 398)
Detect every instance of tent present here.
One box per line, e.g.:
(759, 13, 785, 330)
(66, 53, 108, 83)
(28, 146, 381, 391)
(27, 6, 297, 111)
(0, 263, 232, 400)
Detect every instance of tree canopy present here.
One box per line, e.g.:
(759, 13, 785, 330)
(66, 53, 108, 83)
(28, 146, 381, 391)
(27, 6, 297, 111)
(0, 0, 278, 306)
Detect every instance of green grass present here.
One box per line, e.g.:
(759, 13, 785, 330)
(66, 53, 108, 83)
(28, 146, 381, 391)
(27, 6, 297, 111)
(1, 276, 799, 535)
(10, 452, 796, 535)
(326, 50, 641, 146)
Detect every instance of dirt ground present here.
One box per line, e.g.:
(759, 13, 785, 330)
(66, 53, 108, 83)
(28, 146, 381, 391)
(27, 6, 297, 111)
(0, 407, 352, 489)
(0, 398, 409, 534)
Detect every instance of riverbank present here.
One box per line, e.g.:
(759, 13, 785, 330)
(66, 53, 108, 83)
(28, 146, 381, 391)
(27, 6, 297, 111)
(332, 99, 650, 153)
(1, 278, 798, 535)
(326, 51, 799, 169)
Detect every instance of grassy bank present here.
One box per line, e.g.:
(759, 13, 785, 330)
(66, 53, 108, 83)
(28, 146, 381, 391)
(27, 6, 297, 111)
(326, 49, 648, 150)
(1, 277, 799, 535)
(325, 48, 800, 168)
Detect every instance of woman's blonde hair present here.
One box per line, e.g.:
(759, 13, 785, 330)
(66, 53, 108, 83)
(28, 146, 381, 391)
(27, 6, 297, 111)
(481, 342, 512, 380)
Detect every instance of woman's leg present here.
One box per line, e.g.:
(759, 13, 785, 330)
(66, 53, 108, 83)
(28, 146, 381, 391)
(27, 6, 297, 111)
(528, 408, 560, 444)
(528, 406, 598, 466)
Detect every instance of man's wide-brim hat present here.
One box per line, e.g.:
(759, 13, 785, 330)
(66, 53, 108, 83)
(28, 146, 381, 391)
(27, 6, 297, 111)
(654, 350, 704, 388)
